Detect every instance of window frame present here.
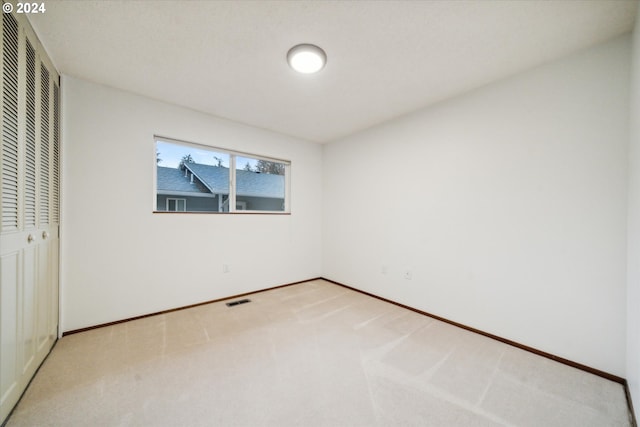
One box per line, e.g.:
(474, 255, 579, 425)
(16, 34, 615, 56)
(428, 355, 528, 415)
(166, 198, 187, 212)
(154, 136, 291, 214)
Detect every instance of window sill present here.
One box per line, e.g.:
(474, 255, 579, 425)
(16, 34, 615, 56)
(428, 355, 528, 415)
(153, 211, 291, 215)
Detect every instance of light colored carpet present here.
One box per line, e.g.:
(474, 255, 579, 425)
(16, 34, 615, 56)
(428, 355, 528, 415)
(6, 279, 631, 426)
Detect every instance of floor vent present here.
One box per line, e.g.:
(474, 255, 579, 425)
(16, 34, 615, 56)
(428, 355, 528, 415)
(226, 298, 251, 307)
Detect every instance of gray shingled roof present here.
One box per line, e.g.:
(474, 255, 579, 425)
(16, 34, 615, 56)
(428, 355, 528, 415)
(183, 163, 229, 195)
(157, 166, 210, 194)
(235, 168, 285, 199)
(157, 163, 284, 199)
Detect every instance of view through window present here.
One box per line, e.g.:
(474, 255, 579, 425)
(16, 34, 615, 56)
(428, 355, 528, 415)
(155, 138, 289, 213)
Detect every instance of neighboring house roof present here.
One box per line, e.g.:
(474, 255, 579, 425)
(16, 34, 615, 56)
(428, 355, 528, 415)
(157, 166, 209, 194)
(236, 168, 285, 199)
(157, 163, 284, 199)
(183, 163, 230, 195)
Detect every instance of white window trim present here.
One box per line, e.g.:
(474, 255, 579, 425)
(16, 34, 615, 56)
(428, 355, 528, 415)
(166, 198, 187, 212)
(220, 199, 246, 211)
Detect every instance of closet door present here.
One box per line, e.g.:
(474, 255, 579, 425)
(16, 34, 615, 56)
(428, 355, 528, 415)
(0, 12, 22, 421)
(0, 10, 60, 424)
(36, 58, 60, 359)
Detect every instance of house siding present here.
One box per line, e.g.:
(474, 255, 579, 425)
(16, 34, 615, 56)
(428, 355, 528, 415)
(156, 194, 219, 212)
(236, 195, 284, 212)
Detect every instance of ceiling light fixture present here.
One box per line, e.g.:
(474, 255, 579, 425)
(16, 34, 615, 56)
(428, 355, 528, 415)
(287, 44, 327, 74)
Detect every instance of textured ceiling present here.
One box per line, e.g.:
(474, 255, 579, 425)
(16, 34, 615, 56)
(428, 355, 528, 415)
(29, 0, 638, 143)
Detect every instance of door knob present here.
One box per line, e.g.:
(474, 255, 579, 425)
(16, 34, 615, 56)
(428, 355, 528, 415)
(27, 234, 34, 243)
(42, 231, 49, 240)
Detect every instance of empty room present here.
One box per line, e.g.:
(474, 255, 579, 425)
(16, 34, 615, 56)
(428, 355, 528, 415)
(1, 0, 640, 425)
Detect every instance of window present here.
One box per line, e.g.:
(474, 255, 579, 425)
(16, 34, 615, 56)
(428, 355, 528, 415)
(154, 137, 290, 214)
(166, 198, 186, 212)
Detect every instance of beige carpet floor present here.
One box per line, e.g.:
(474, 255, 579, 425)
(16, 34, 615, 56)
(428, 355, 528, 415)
(5, 279, 632, 426)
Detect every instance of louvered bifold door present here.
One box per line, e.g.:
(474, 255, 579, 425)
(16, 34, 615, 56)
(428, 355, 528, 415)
(0, 12, 21, 423)
(49, 80, 60, 343)
(0, 9, 60, 424)
(36, 58, 59, 357)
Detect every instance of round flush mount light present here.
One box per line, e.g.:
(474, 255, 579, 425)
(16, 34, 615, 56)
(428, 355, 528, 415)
(287, 44, 327, 74)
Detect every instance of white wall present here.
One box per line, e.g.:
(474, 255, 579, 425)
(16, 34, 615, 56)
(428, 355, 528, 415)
(323, 36, 630, 376)
(627, 6, 640, 419)
(61, 76, 323, 332)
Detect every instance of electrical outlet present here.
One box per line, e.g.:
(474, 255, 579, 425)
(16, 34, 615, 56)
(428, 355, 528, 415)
(222, 264, 230, 273)
(404, 270, 412, 280)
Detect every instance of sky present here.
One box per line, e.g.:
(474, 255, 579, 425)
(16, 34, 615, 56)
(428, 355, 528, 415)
(156, 141, 227, 168)
(156, 140, 260, 170)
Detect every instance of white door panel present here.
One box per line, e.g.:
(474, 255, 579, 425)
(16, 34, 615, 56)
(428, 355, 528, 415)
(21, 242, 36, 375)
(0, 251, 19, 409)
(37, 231, 52, 353)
